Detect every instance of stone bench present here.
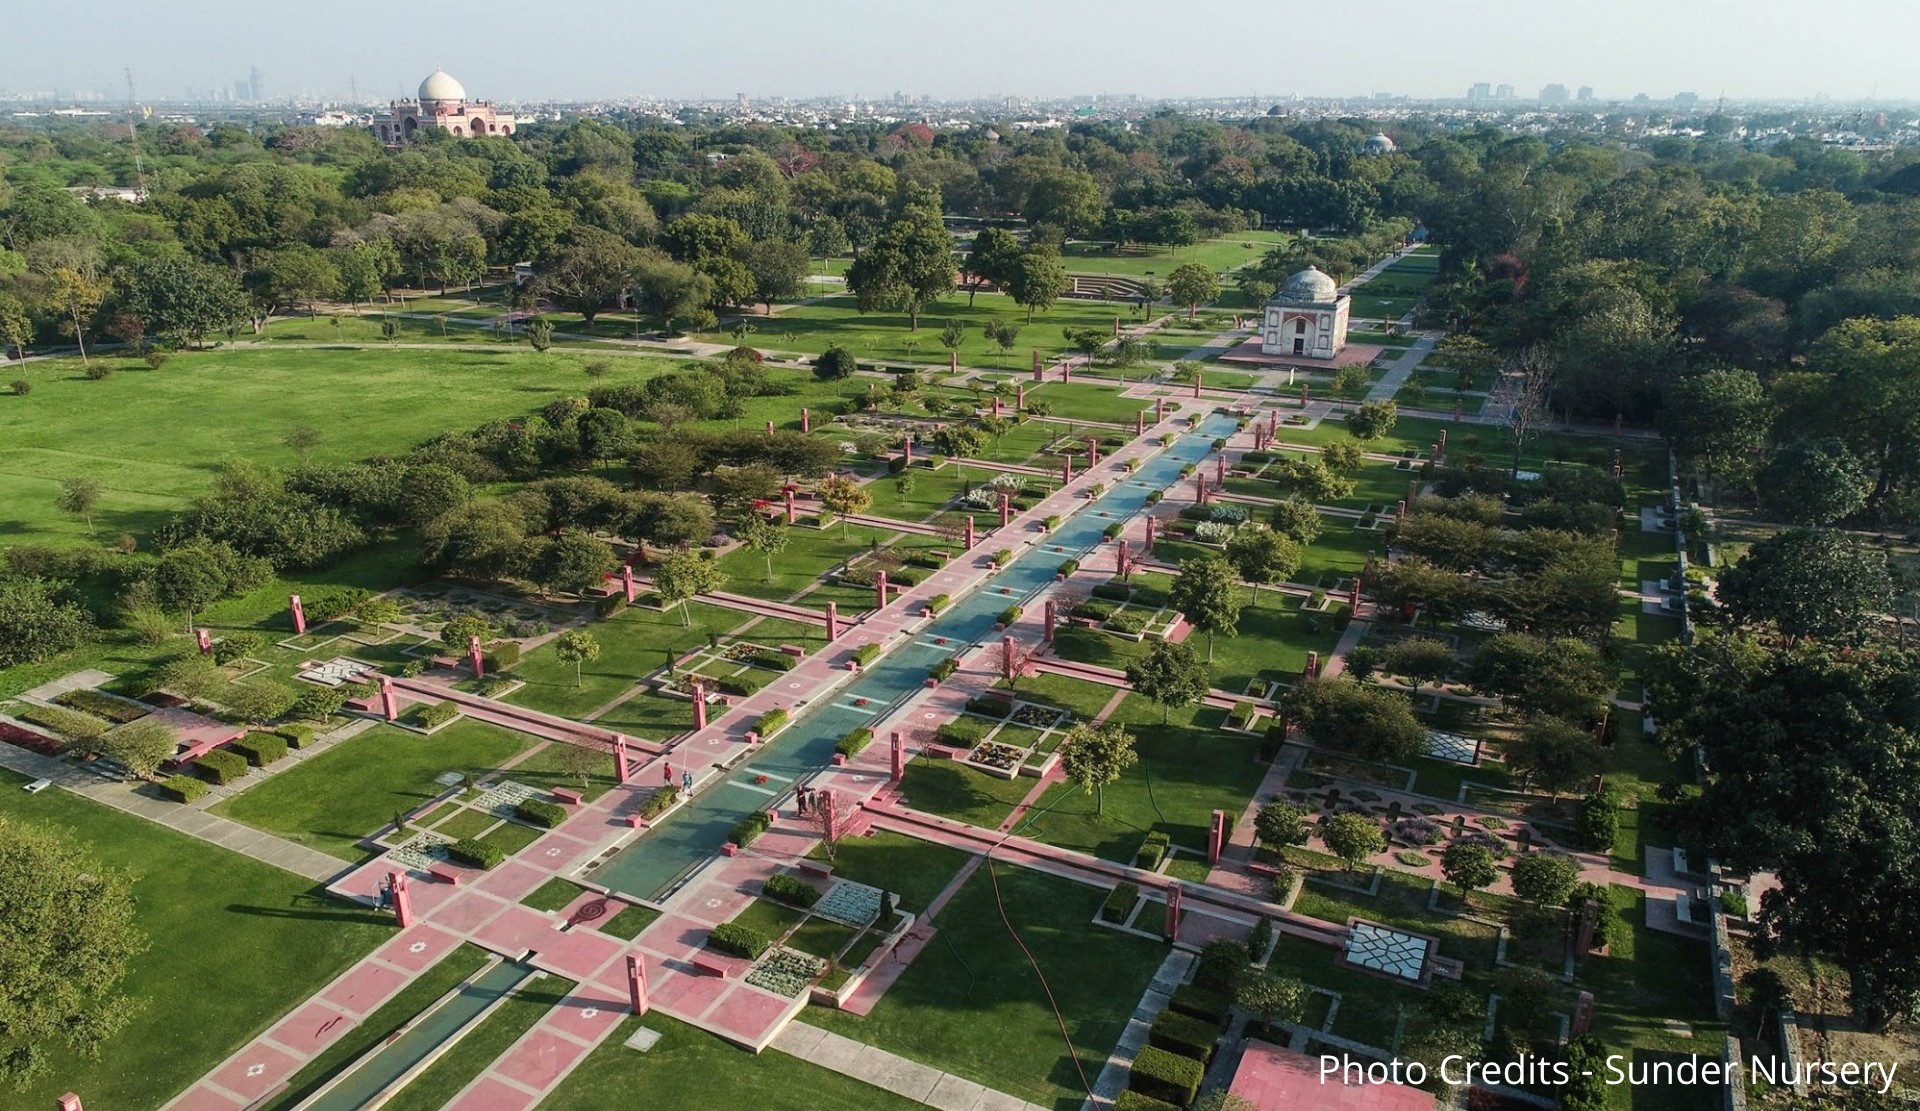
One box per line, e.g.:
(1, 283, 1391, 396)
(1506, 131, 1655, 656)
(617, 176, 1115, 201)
(796, 858, 834, 878)
(551, 787, 583, 806)
(690, 953, 735, 978)
(779, 644, 806, 658)
(428, 863, 463, 886)
(1674, 892, 1693, 925)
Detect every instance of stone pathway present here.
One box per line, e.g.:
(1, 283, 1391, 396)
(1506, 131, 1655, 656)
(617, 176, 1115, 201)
(0, 742, 346, 882)
(773, 1022, 1050, 1111)
(1362, 331, 1439, 404)
(1083, 949, 1195, 1110)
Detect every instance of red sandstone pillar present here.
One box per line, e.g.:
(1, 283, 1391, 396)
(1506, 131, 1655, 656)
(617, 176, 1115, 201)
(196, 628, 212, 655)
(1216, 456, 1225, 484)
(1017, 385, 1026, 408)
(1156, 398, 1166, 424)
(628, 954, 650, 1015)
(826, 601, 839, 642)
(622, 564, 637, 604)
(614, 737, 632, 783)
(1196, 474, 1207, 505)
(1300, 385, 1309, 407)
(58, 1094, 83, 1111)
(1305, 651, 1319, 680)
(1144, 516, 1156, 552)
(1118, 539, 1131, 580)
(1062, 359, 1071, 384)
(1063, 456, 1073, 485)
(1208, 809, 1228, 866)
(468, 635, 484, 679)
(1114, 315, 1121, 336)
(1163, 882, 1182, 941)
(890, 730, 905, 781)
(1136, 410, 1145, 436)
(1349, 578, 1361, 610)
(392, 871, 414, 927)
(904, 438, 913, 465)
(801, 408, 811, 433)
(692, 679, 708, 729)
(965, 516, 975, 549)
(999, 492, 1011, 528)
(784, 488, 796, 525)
(875, 570, 888, 611)
(380, 676, 398, 722)
(1193, 373, 1203, 399)
(1032, 350, 1043, 382)
(289, 594, 307, 635)
(993, 396, 1002, 418)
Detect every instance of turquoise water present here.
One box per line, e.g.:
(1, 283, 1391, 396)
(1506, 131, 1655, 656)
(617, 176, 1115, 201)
(590, 412, 1239, 901)
(298, 958, 533, 1111)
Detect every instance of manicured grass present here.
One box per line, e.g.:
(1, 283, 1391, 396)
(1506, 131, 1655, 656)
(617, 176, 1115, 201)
(258, 944, 494, 1111)
(502, 740, 620, 802)
(697, 292, 1132, 370)
(1057, 232, 1290, 278)
(380, 972, 578, 1111)
(1023, 381, 1154, 425)
(212, 719, 537, 860)
(0, 769, 399, 1111)
(1583, 887, 1723, 1111)
(732, 897, 807, 940)
(806, 830, 972, 914)
(505, 601, 751, 719)
(0, 347, 678, 545)
(1290, 867, 1501, 975)
(1264, 933, 1422, 1048)
(434, 807, 501, 840)
(523, 876, 586, 912)
(481, 820, 544, 856)
(541, 1014, 922, 1110)
(1018, 695, 1266, 866)
(715, 522, 904, 602)
(788, 917, 861, 960)
(808, 863, 1166, 1109)
(599, 903, 662, 940)
(897, 758, 1033, 831)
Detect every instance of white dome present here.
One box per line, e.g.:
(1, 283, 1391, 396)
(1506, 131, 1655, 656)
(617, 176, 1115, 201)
(1276, 266, 1339, 303)
(419, 69, 467, 103)
(1364, 132, 1396, 154)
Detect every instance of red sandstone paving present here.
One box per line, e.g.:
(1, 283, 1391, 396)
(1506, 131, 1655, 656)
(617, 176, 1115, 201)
(441, 1076, 539, 1111)
(263, 999, 359, 1058)
(372, 922, 464, 973)
(320, 960, 409, 1018)
(166, 1086, 246, 1111)
(706, 984, 796, 1041)
(493, 1028, 590, 1091)
(427, 888, 514, 933)
(207, 1042, 303, 1104)
(473, 858, 552, 901)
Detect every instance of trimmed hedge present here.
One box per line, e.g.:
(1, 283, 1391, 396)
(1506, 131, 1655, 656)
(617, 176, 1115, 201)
(1148, 1009, 1219, 1065)
(450, 838, 505, 870)
(851, 643, 881, 667)
(754, 707, 789, 736)
(230, 732, 289, 767)
(716, 671, 768, 697)
(709, 921, 772, 960)
(1167, 983, 1232, 1026)
(193, 749, 250, 785)
(54, 689, 148, 724)
(1092, 580, 1133, 601)
(276, 723, 316, 749)
(750, 649, 798, 672)
(1128, 1046, 1203, 1107)
(1103, 521, 1124, 539)
(1135, 830, 1171, 870)
(160, 776, 208, 803)
(1113, 1091, 1181, 1111)
(517, 798, 569, 828)
(417, 701, 461, 729)
(1057, 559, 1081, 577)
(485, 642, 521, 670)
(764, 873, 822, 908)
(965, 694, 1011, 718)
(934, 718, 989, 747)
(18, 704, 108, 743)
(641, 784, 679, 820)
(836, 728, 874, 758)
(1100, 882, 1139, 923)
(991, 549, 1013, 567)
(997, 605, 1023, 626)
(730, 811, 772, 847)
(929, 658, 958, 682)
(928, 593, 951, 612)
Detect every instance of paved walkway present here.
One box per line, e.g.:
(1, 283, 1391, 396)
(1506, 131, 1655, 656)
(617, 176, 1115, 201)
(1083, 949, 1195, 1110)
(1362, 332, 1440, 404)
(0, 742, 346, 882)
(774, 1022, 1050, 1111)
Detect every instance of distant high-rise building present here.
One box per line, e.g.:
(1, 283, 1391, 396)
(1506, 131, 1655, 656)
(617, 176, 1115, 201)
(736, 92, 748, 110)
(1577, 86, 1595, 102)
(1467, 82, 1492, 102)
(1495, 83, 1515, 100)
(233, 79, 250, 102)
(1674, 91, 1700, 106)
(1540, 83, 1569, 104)
(249, 66, 263, 102)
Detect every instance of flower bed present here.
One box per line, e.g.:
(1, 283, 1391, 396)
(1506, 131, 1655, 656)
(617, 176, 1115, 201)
(815, 881, 885, 927)
(746, 946, 828, 997)
(1013, 703, 1068, 728)
(53, 689, 150, 724)
(968, 741, 1024, 772)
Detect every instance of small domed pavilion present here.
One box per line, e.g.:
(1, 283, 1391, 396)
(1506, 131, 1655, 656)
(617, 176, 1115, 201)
(372, 69, 517, 145)
(1260, 266, 1351, 358)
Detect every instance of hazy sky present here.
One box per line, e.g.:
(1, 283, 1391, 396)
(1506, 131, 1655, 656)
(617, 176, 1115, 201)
(13, 0, 1918, 104)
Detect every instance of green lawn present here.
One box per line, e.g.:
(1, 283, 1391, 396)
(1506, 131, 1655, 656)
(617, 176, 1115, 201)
(806, 830, 973, 914)
(212, 719, 537, 859)
(1584, 887, 1723, 1111)
(714, 523, 904, 602)
(1057, 232, 1289, 278)
(0, 769, 397, 1111)
(706, 293, 1135, 370)
(897, 758, 1033, 831)
(541, 1014, 922, 1110)
(0, 347, 680, 545)
(1023, 381, 1154, 425)
(505, 600, 752, 720)
(808, 864, 1167, 1109)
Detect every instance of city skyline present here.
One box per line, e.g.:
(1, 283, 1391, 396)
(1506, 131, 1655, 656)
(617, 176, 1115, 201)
(9, 0, 1919, 104)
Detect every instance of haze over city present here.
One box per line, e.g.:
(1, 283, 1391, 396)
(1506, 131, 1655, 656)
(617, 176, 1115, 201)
(8, 0, 1919, 103)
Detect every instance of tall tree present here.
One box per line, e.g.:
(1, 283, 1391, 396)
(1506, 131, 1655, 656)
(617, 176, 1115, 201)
(1224, 526, 1301, 606)
(1440, 839, 1500, 898)
(554, 629, 601, 688)
(0, 579, 92, 668)
(963, 226, 1022, 307)
(1169, 554, 1245, 662)
(1657, 367, 1772, 482)
(47, 267, 106, 365)
(653, 550, 727, 626)
(1755, 438, 1873, 526)
(1166, 262, 1219, 320)
(1058, 721, 1138, 817)
(1382, 636, 1454, 696)
(1717, 527, 1892, 644)
(845, 190, 954, 331)
(817, 473, 871, 537)
(1322, 812, 1386, 872)
(1507, 715, 1601, 796)
(115, 255, 247, 348)
(1125, 638, 1211, 722)
(537, 226, 644, 324)
(1004, 249, 1068, 323)
(736, 513, 790, 582)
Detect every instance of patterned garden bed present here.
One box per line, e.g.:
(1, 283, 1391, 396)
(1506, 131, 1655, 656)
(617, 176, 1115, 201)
(747, 946, 828, 997)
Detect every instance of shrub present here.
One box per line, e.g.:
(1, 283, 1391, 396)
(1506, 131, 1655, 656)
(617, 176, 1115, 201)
(934, 718, 990, 747)
(276, 723, 316, 749)
(294, 687, 347, 721)
(1148, 1009, 1219, 1065)
(991, 549, 1013, 567)
(836, 728, 875, 758)
(641, 784, 679, 819)
(730, 811, 772, 847)
(1193, 938, 1252, 991)
(764, 873, 822, 908)
(84, 364, 112, 380)
(1135, 830, 1171, 870)
(212, 632, 265, 664)
(19, 704, 109, 743)
(1103, 521, 1124, 540)
(1128, 1046, 1203, 1107)
(709, 921, 773, 959)
(595, 592, 629, 618)
(754, 707, 789, 735)
(399, 658, 428, 678)
(1100, 882, 1139, 923)
(1578, 788, 1619, 852)
(160, 775, 208, 803)
(485, 641, 521, 670)
(416, 701, 461, 729)
(450, 838, 505, 870)
(928, 593, 950, 612)
(230, 732, 289, 767)
(965, 694, 1011, 717)
(1092, 580, 1132, 601)
(716, 671, 767, 697)
(1168, 983, 1232, 1026)
(517, 798, 569, 828)
(53, 689, 148, 724)
(997, 605, 1023, 626)
(1057, 559, 1080, 577)
(1112, 1092, 1180, 1111)
(929, 658, 958, 682)
(851, 643, 881, 667)
(193, 749, 250, 785)
(1269, 862, 1299, 902)
(1248, 915, 1274, 961)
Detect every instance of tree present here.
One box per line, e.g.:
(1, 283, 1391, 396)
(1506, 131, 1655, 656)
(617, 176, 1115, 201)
(1235, 975, 1308, 1028)
(654, 550, 726, 626)
(633, 253, 713, 335)
(48, 267, 106, 365)
(1332, 364, 1370, 401)
(736, 513, 790, 582)
(817, 473, 871, 538)
(928, 423, 985, 460)
(844, 195, 955, 330)
(1322, 812, 1385, 872)
(1382, 637, 1454, 696)
(527, 317, 555, 352)
(738, 239, 810, 312)
(1126, 639, 1211, 723)
(1756, 438, 1873, 525)
(964, 227, 1021, 306)
(1440, 839, 1500, 898)
(115, 255, 247, 348)
(1166, 262, 1219, 319)
(1717, 527, 1892, 644)
(223, 681, 299, 725)
(1254, 800, 1311, 849)
(1491, 346, 1558, 479)
(532, 530, 618, 594)
(1346, 400, 1398, 440)
(537, 226, 644, 324)
(1282, 676, 1425, 762)
(1657, 367, 1772, 482)
(1510, 851, 1581, 906)
(998, 636, 1040, 691)
(1058, 721, 1138, 817)
(1319, 439, 1364, 472)
(56, 477, 101, 536)
(1268, 498, 1323, 547)
(1224, 526, 1301, 607)
(152, 653, 226, 702)
(556, 742, 603, 788)
(1466, 633, 1612, 723)
(0, 291, 32, 359)
(1508, 715, 1602, 796)
(1169, 554, 1245, 662)
(554, 630, 601, 688)
(261, 244, 341, 315)
(894, 472, 916, 506)
(153, 541, 267, 633)
(1005, 250, 1068, 323)
(100, 717, 177, 780)
(0, 579, 92, 669)
(282, 425, 322, 464)
(0, 816, 145, 1085)
(1024, 169, 1103, 238)
(814, 344, 858, 380)
(439, 614, 494, 651)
